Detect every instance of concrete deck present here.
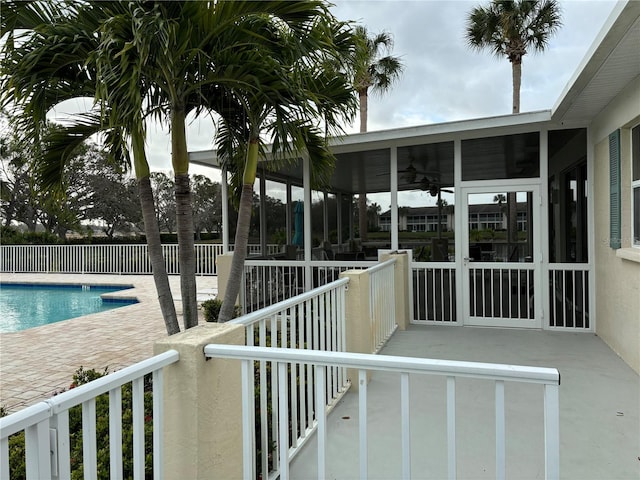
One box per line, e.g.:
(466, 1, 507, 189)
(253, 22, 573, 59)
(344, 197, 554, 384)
(291, 325, 640, 480)
(0, 273, 217, 413)
(1, 276, 638, 478)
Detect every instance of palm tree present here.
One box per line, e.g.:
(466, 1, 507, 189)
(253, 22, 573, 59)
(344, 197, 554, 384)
(493, 193, 507, 230)
(466, 0, 561, 258)
(216, 8, 357, 322)
(351, 26, 404, 242)
(466, 0, 562, 114)
(98, 1, 351, 329)
(1, 1, 181, 334)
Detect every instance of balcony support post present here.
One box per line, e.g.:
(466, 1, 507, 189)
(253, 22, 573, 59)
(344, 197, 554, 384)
(154, 323, 245, 479)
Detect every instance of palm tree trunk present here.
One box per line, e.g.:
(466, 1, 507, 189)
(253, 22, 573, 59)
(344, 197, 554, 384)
(219, 139, 259, 322)
(512, 61, 521, 114)
(139, 175, 180, 335)
(174, 172, 197, 329)
(219, 182, 253, 322)
(359, 90, 368, 133)
(171, 107, 198, 329)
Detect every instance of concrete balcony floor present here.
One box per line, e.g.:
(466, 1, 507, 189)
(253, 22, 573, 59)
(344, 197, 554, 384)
(290, 325, 639, 480)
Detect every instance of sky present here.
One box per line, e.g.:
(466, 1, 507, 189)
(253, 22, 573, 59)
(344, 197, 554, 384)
(46, 0, 620, 195)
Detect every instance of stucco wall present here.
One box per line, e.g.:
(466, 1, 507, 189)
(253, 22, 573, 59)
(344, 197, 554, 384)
(591, 80, 640, 374)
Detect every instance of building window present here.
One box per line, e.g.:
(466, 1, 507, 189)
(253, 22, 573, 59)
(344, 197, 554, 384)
(632, 124, 640, 247)
(517, 212, 527, 232)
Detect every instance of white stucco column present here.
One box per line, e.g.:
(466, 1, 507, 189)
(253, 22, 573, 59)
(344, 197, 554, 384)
(259, 170, 267, 255)
(154, 323, 245, 479)
(286, 180, 292, 245)
(390, 146, 399, 250)
(303, 154, 312, 290)
(349, 195, 354, 241)
(337, 193, 343, 246)
(323, 191, 329, 242)
(339, 268, 372, 390)
(453, 138, 463, 324)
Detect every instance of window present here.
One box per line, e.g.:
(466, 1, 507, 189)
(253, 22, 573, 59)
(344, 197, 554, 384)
(632, 125, 640, 247)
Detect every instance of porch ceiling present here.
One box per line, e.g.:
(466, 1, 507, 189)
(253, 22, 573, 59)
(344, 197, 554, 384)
(189, 111, 550, 196)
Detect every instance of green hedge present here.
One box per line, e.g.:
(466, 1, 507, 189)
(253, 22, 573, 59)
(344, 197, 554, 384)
(1, 367, 154, 480)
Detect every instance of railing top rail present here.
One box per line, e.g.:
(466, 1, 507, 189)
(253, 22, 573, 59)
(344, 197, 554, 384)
(365, 257, 396, 275)
(412, 261, 455, 268)
(0, 350, 180, 436)
(49, 349, 179, 413)
(243, 259, 376, 267)
(204, 345, 560, 385)
(0, 401, 50, 438)
(548, 263, 591, 269)
(230, 277, 349, 327)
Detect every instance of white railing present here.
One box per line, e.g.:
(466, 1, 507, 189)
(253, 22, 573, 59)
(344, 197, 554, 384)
(412, 262, 457, 323)
(368, 258, 397, 352)
(242, 259, 374, 314)
(229, 278, 350, 480)
(0, 244, 281, 276)
(548, 264, 590, 330)
(0, 350, 179, 480)
(241, 260, 306, 313)
(204, 345, 561, 480)
(469, 264, 535, 320)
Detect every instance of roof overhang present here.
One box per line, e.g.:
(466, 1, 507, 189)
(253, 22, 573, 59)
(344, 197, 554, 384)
(551, 0, 640, 126)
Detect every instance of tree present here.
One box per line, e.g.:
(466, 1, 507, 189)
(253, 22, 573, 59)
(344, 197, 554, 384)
(465, 0, 562, 114)
(98, 1, 351, 329)
(216, 6, 357, 322)
(150, 173, 176, 234)
(1, 1, 180, 334)
(0, 124, 37, 230)
(466, 0, 561, 256)
(351, 26, 404, 242)
(191, 174, 221, 240)
(367, 201, 382, 232)
(0, 119, 99, 238)
(87, 175, 141, 239)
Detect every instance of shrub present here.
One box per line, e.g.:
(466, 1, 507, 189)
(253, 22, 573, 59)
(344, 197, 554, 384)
(3, 367, 153, 480)
(201, 298, 240, 322)
(0, 226, 62, 245)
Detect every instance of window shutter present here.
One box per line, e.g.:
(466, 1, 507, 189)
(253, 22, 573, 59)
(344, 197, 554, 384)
(609, 129, 621, 249)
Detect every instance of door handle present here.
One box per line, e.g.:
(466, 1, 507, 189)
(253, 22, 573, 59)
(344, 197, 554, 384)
(463, 257, 472, 262)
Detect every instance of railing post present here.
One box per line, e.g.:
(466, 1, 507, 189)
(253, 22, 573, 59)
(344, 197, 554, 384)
(544, 383, 560, 479)
(381, 252, 410, 330)
(154, 323, 245, 479)
(215, 253, 239, 304)
(340, 269, 372, 390)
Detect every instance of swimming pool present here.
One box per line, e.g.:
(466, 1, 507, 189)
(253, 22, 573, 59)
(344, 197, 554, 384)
(0, 283, 138, 333)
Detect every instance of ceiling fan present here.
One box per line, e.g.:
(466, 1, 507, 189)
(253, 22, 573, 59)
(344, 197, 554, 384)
(403, 174, 454, 197)
(377, 158, 439, 184)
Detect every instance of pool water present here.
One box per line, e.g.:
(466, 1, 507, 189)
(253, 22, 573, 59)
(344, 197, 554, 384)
(0, 283, 138, 333)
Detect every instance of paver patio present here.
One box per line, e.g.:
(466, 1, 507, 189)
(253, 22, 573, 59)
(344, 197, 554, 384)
(0, 273, 217, 413)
